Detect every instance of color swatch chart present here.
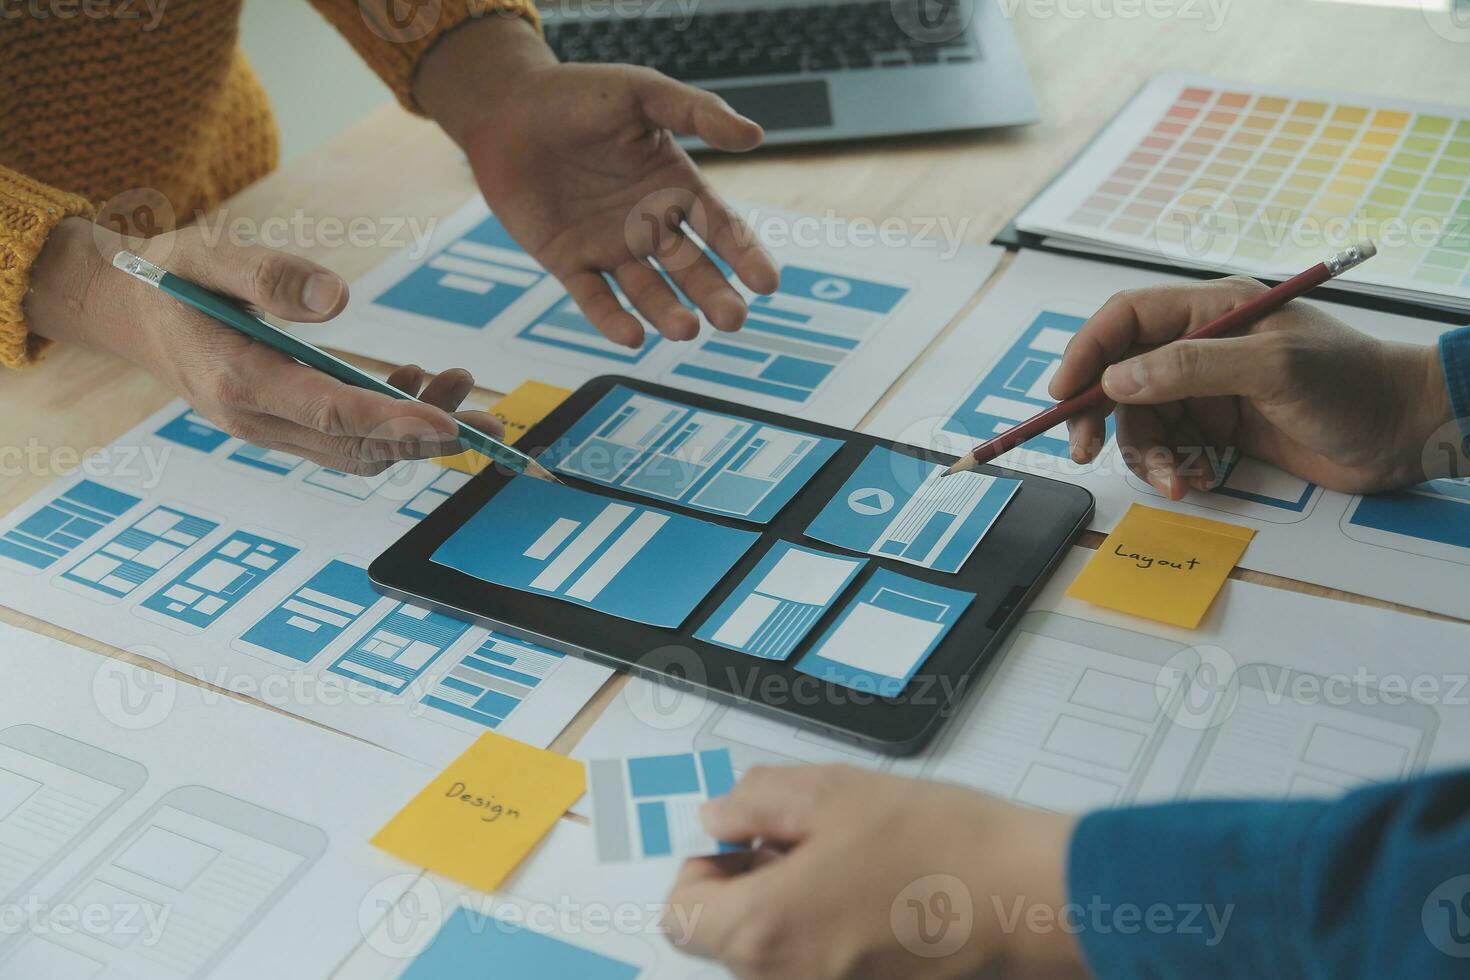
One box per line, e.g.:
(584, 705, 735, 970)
(1017, 73, 1470, 306)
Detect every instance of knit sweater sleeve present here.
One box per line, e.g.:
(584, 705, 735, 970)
(0, 166, 97, 370)
(308, 0, 542, 112)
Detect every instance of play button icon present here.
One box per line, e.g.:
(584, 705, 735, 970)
(847, 487, 895, 516)
(810, 277, 852, 301)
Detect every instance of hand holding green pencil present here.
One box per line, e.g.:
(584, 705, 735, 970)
(27, 220, 533, 478)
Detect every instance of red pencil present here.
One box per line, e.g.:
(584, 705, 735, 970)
(942, 241, 1378, 477)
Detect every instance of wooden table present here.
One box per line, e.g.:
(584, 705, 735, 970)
(3, 0, 1466, 749)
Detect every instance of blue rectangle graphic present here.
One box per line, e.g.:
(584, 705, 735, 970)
(398, 468, 471, 521)
(140, 531, 299, 628)
(0, 481, 140, 571)
(432, 477, 758, 628)
(695, 541, 865, 661)
(401, 908, 641, 980)
(1348, 479, 1470, 552)
(796, 568, 973, 697)
(238, 559, 382, 663)
(589, 748, 742, 862)
(805, 446, 1019, 573)
(155, 409, 231, 454)
(543, 385, 840, 523)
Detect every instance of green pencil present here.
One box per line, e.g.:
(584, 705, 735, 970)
(112, 251, 557, 482)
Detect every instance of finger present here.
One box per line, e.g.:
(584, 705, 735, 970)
(418, 368, 475, 412)
(171, 238, 349, 322)
(1050, 277, 1267, 400)
(699, 766, 831, 846)
(613, 260, 700, 340)
(230, 347, 459, 442)
(694, 192, 780, 296)
(387, 364, 427, 399)
(1067, 408, 1110, 464)
(663, 250, 748, 332)
(1101, 333, 1285, 406)
(563, 272, 645, 348)
(241, 413, 462, 466)
(1115, 406, 1187, 499)
(634, 69, 764, 151)
(453, 410, 506, 442)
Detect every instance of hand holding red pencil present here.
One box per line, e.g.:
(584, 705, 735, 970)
(946, 243, 1462, 499)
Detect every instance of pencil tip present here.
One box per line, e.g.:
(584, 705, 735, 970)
(525, 460, 561, 483)
(943, 457, 976, 477)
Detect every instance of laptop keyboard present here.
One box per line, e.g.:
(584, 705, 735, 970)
(545, 0, 979, 83)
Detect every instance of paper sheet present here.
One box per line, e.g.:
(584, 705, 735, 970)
(372, 733, 585, 893)
(804, 446, 1019, 573)
(304, 197, 1003, 428)
(866, 249, 1467, 619)
(432, 477, 759, 628)
(694, 542, 866, 661)
(587, 750, 739, 862)
(542, 384, 843, 523)
(0, 623, 434, 980)
(1015, 71, 1470, 311)
(571, 546, 1470, 816)
(794, 568, 974, 697)
(0, 399, 613, 769)
(1067, 504, 1255, 628)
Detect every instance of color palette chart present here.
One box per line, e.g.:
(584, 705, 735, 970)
(1017, 72, 1470, 308)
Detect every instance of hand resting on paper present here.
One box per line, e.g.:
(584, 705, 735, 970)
(1048, 277, 1457, 500)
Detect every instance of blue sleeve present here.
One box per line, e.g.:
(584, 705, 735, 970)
(1067, 768, 1470, 977)
(1442, 326, 1470, 453)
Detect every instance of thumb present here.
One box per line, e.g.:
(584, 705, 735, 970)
(1101, 335, 1278, 404)
(635, 71, 764, 151)
(699, 766, 827, 846)
(173, 238, 348, 323)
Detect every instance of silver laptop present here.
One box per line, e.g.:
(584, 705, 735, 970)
(542, 0, 1039, 146)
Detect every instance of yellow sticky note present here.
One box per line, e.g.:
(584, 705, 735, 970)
(1067, 504, 1256, 628)
(371, 732, 585, 893)
(436, 380, 573, 474)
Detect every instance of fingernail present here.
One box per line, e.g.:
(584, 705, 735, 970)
(1104, 359, 1145, 397)
(302, 272, 343, 315)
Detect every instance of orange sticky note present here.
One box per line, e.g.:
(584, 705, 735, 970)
(371, 732, 585, 893)
(1067, 504, 1255, 628)
(435, 381, 573, 474)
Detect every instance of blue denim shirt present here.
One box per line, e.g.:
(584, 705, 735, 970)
(1065, 329, 1470, 977)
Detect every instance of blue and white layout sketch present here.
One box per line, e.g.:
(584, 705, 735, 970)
(806, 447, 1019, 573)
(587, 749, 740, 862)
(60, 505, 219, 600)
(432, 476, 757, 627)
(328, 601, 474, 695)
(543, 385, 841, 523)
(1343, 478, 1470, 563)
(420, 631, 570, 731)
(235, 558, 384, 664)
(695, 542, 865, 660)
(0, 481, 140, 572)
(796, 569, 973, 697)
(139, 530, 300, 629)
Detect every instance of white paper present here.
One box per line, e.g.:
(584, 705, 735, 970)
(866, 249, 1467, 618)
(305, 197, 1003, 428)
(0, 624, 433, 980)
(573, 547, 1470, 815)
(0, 399, 612, 769)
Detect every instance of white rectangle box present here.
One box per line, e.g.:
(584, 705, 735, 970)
(755, 548, 861, 606)
(114, 825, 220, 891)
(1044, 715, 1146, 771)
(1302, 724, 1411, 780)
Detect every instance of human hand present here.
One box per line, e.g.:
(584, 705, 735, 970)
(664, 765, 1084, 980)
(415, 17, 780, 347)
(26, 218, 502, 474)
(1049, 277, 1455, 498)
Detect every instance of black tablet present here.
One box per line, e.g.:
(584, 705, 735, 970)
(371, 376, 1093, 756)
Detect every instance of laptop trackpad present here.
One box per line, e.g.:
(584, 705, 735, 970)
(709, 81, 833, 131)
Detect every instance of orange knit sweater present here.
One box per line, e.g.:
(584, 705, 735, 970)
(0, 0, 540, 369)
